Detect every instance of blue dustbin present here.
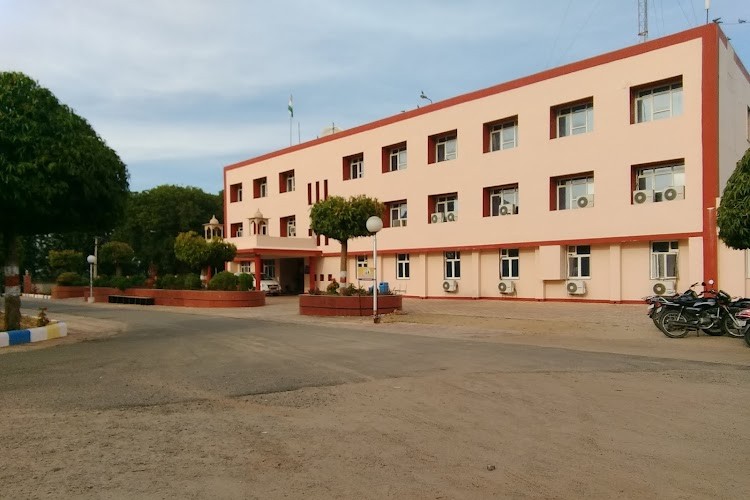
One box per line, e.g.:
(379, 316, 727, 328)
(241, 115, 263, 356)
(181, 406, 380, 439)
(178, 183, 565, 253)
(378, 282, 390, 294)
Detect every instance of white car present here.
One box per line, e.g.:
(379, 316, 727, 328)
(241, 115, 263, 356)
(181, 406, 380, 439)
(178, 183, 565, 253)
(256, 274, 281, 295)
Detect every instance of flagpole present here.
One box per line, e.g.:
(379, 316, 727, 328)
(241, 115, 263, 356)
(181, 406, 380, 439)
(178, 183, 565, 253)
(298, 122, 301, 144)
(288, 94, 294, 147)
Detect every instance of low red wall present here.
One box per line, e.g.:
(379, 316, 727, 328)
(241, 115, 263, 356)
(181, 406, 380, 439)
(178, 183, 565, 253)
(299, 294, 402, 316)
(53, 286, 265, 308)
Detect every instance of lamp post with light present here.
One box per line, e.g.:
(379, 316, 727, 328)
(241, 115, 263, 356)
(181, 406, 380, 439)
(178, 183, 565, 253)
(87, 255, 96, 303)
(366, 215, 383, 324)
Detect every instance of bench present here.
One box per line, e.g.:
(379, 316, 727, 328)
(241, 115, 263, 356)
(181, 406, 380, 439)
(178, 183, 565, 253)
(108, 295, 155, 305)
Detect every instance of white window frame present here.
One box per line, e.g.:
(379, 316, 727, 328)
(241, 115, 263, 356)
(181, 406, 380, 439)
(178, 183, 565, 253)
(390, 202, 407, 227)
(635, 163, 685, 201)
(356, 255, 368, 268)
(436, 135, 457, 162)
(259, 222, 268, 235)
(500, 249, 519, 279)
(287, 217, 296, 237)
(567, 245, 591, 279)
(635, 82, 683, 123)
(444, 251, 461, 279)
(557, 176, 594, 210)
(350, 156, 364, 179)
(490, 120, 518, 151)
(240, 262, 251, 273)
(234, 225, 243, 237)
(396, 253, 410, 279)
(490, 186, 519, 216)
(650, 241, 678, 280)
(389, 146, 407, 171)
(435, 195, 457, 215)
(259, 180, 267, 198)
(557, 102, 593, 137)
(262, 259, 276, 280)
(237, 187, 243, 202)
(286, 173, 295, 192)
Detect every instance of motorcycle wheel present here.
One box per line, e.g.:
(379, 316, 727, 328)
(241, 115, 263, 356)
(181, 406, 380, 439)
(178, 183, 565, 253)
(659, 310, 690, 338)
(720, 313, 744, 338)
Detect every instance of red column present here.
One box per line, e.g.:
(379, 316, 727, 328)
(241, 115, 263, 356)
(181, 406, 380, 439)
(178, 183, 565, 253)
(308, 257, 317, 292)
(254, 255, 262, 291)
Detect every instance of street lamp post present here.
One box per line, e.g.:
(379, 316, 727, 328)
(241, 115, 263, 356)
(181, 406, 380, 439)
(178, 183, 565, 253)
(366, 216, 383, 324)
(87, 255, 96, 303)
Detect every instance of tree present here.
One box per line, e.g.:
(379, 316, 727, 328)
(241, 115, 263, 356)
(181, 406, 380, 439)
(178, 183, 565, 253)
(99, 241, 135, 276)
(718, 148, 750, 250)
(110, 185, 222, 275)
(309, 195, 385, 283)
(205, 238, 237, 276)
(0, 72, 129, 330)
(173, 231, 208, 273)
(48, 249, 84, 276)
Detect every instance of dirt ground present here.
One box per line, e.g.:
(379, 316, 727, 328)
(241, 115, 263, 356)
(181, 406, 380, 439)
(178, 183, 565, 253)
(2, 298, 749, 499)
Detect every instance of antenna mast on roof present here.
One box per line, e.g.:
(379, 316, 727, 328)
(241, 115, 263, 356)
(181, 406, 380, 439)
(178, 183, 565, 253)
(638, 0, 648, 42)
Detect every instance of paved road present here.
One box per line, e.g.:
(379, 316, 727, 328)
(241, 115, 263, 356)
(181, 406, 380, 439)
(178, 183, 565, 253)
(2, 299, 749, 498)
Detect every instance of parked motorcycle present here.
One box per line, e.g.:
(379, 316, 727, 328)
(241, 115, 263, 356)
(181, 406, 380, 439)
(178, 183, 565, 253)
(734, 308, 750, 347)
(644, 283, 704, 335)
(659, 285, 750, 338)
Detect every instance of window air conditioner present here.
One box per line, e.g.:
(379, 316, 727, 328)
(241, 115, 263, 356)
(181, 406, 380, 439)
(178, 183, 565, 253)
(445, 211, 457, 222)
(566, 280, 586, 295)
(442, 280, 458, 292)
(431, 212, 445, 224)
(632, 190, 653, 204)
(499, 204, 516, 216)
(663, 186, 685, 201)
(652, 280, 676, 296)
(575, 195, 594, 208)
(498, 280, 515, 294)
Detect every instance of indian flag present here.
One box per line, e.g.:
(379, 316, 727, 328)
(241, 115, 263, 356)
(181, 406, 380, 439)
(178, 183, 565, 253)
(288, 95, 294, 118)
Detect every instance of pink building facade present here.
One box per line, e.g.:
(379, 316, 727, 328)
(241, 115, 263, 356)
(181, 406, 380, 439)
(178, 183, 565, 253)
(223, 24, 750, 303)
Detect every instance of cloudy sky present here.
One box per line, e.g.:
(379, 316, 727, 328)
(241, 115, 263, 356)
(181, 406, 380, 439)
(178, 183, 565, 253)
(1, 0, 748, 194)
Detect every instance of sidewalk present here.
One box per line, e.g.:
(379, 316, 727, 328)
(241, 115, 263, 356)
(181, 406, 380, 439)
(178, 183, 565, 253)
(15, 295, 750, 365)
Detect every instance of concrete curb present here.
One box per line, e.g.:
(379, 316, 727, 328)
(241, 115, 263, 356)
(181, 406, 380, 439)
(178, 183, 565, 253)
(0, 322, 68, 348)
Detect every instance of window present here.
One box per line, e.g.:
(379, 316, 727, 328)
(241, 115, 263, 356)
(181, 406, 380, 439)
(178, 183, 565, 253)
(253, 177, 267, 198)
(428, 130, 457, 163)
(484, 117, 518, 152)
(429, 193, 458, 223)
(258, 222, 268, 235)
(229, 183, 243, 203)
(356, 255, 368, 268)
(554, 99, 593, 137)
(633, 79, 683, 123)
(343, 153, 364, 180)
(435, 195, 457, 214)
(396, 254, 410, 279)
(389, 146, 407, 171)
(262, 259, 276, 279)
(230, 222, 243, 238)
(389, 201, 408, 227)
(500, 249, 519, 279)
(240, 262, 251, 273)
(556, 175, 594, 210)
(567, 245, 591, 279)
(488, 185, 519, 216)
(444, 251, 461, 279)
(651, 241, 678, 279)
(634, 162, 684, 202)
(287, 217, 296, 237)
(279, 170, 295, 193)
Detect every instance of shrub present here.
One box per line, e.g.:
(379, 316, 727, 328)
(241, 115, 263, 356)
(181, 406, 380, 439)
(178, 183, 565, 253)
(93, 274, 113, 287)
(340, 283, 366, 296)
(36, 308, 50, 327)
(208, 271, 239, 291)
(237, 273, 254, 291)
(56, 272, 84, 286)
(110, 276, 130, 291)
(155, 274, 179, 290)
(308, 287, 322, 295)
(182, 273, 203, 290)
(326, 279, 340, 295)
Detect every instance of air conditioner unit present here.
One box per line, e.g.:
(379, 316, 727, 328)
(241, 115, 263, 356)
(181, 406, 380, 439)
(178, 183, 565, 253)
(498, 280, 515, 294)
(575, 195, 594, 209)
(431, 212, 445, 224)
(445, 211, 457, 222)
(442, 280, 458, 292)
(652, 280, 676, 296)
(632, 190, 653, 204)
(566, 280, 586, 295)
(499, 204, 516, 216)
(663, 186, 685, 201)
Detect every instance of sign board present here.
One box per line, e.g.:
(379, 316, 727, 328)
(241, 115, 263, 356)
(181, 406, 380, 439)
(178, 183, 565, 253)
(356, 267, 375, 280)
